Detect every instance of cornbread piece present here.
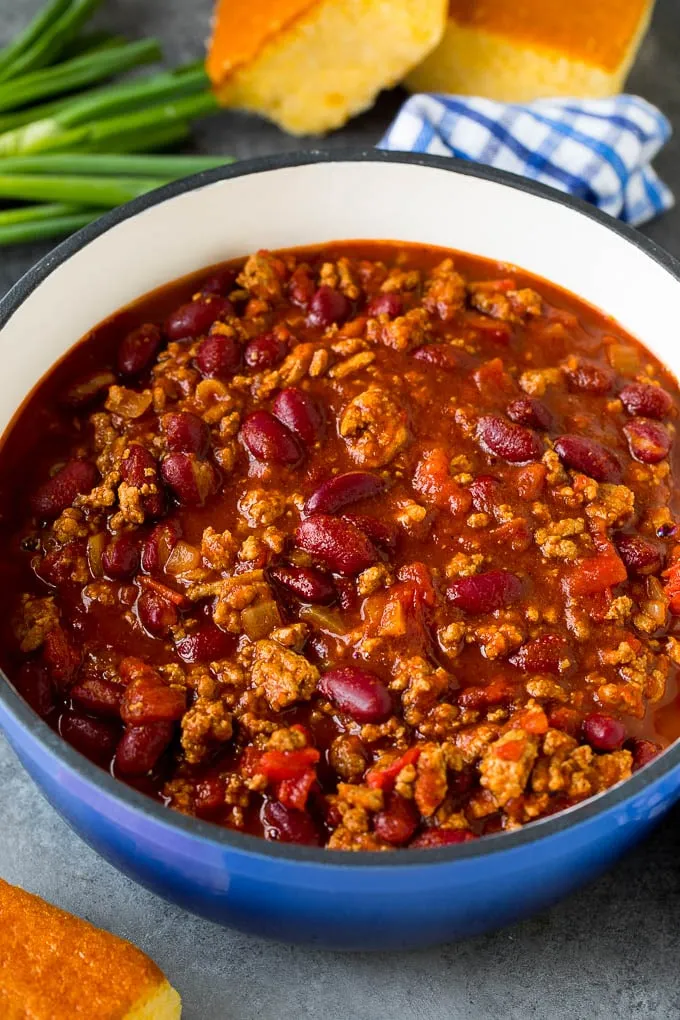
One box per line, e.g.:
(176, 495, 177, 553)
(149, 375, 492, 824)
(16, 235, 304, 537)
(207, 0, 447, 134)
(405, 0, 653, 101)
(0, 879, 181, 1019)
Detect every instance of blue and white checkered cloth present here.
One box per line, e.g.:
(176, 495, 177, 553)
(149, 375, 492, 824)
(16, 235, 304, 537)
(379, 94, 673, 226)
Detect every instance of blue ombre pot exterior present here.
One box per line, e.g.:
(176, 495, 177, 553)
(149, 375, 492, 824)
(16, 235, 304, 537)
(2, 151, 680, 950)
(1, 687, 680, 950)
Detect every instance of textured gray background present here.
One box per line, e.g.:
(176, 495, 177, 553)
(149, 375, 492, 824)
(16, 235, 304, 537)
(1, 2, 680, 1018)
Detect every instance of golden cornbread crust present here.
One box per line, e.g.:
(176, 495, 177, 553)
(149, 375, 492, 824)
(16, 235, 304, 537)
(446, 0, 651, 71)
(406, 0, 653, 100)
(0, 879, 181, 1019)
(206, 0, 318, 79)
(209, 0, 447, 134)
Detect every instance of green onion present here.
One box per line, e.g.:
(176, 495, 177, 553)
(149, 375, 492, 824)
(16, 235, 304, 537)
(0, 0, 72, 80)
(0, 38, 162, 113)
(0, 0, 103, 82)
(0, 0, 235, 247)
(0, 210, 102, 246)
(0, 95, 77, 135)
(58, 66, 210, 127)
(0, 173, 170, 207)
(59, 31, 127, 62)
(0, 64, 207, 135)
(0, 153, 232, 176)
(82, 120, 191, 154)
(84, 92, 219, 144)
(0, 202, 79, 225)
(0, 89, 219, 156)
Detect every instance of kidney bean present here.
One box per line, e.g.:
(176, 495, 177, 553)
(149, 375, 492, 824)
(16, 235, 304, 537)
(476, 415, 543, 463)
(295, 514, 378, 575)
(244, 332, 288, 370)
(261, 800, 322, 846)
(334, 577, 356, 612)
(629, 737, 662, 771)
(319, 666, 392, 724)
(373, 792, 420, 846)
(305, 471, 385, 516)
(553, 434, 622, 483)
(117, 323, 162, 377)
(410, 828, 477, 848)
(120, 442, 151, 483)
(614, 533, 663, 575)
(469, 475, 500, 514)
(30, 459, 98, 519)
(457, 676, 518, 711)
(64, 370, 117, 408)
(121, 676, 186, 725)
(506, 397, 553, 431)
(137, 589, 178, 637)
(623, 418, 671, 464)
(619, 382, 672, 420)
(509, 634, 572, 674)
(161, 452, 216, 506)
(14, 661, 54, 718)
(564, 358, 614, 394)
(115, 721, 174, 776)
(200, 267, 236, 296)
(102, 534, 140, 580)
(412, 344, 472, 372)
(367, 293, 403, 318)
(269, 564, 336, 603)
(341, 513, 398, 553)
(141, 519, 181, 575)
(165, 296, 233, 341)
(59, 710, 120, 763)
(175, 623, 234, 663)
(582, 712, 626, 751)
(271, 387, 325, 446)
(161, 411, 210, 456)
(196, 332, 241, 378)
(239, 410, 303, 465)
(121, 444, 164, 518)
(70, 676, 123, 719)
(307, 286, 351, 328)
(446, 570, 523, 614)
(43, 626, 80, 687)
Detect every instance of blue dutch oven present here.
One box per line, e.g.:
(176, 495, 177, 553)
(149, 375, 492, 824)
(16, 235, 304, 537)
(1, 151, 678, 950)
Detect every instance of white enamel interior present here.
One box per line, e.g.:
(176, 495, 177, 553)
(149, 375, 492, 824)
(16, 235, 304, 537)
(1, 158, 678, 432)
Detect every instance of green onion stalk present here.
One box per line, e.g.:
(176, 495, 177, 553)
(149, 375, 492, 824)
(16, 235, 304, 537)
(0, 0, 103, 82)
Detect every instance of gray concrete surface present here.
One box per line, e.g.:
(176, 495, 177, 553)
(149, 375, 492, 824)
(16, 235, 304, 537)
(1, 2, 680, 1017)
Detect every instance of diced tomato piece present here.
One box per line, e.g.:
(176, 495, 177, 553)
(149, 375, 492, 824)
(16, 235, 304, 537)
(495, 739, 525, 762)
(473, 357, 515, 397)
(413, 448, 472, 516)
(397, 562, 436, 607)
(276, 769, 318, 811)
(564, 551, 627, 597)
(366, 746, 421, 790)
(547, 706, 582, 737)
(516, 463, 546, 501)
(244, 747, 320, 783)
(511, 705, 549, 735)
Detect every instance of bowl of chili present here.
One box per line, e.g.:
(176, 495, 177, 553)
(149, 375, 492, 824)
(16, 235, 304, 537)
(1, 151, 680, 949)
